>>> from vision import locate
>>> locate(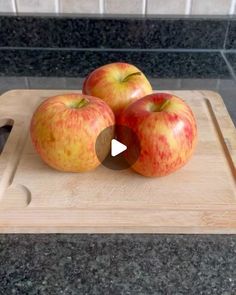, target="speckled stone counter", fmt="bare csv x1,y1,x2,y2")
0,15,228,49
0,50,230,78
0,15,236,295
0,235,236,295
